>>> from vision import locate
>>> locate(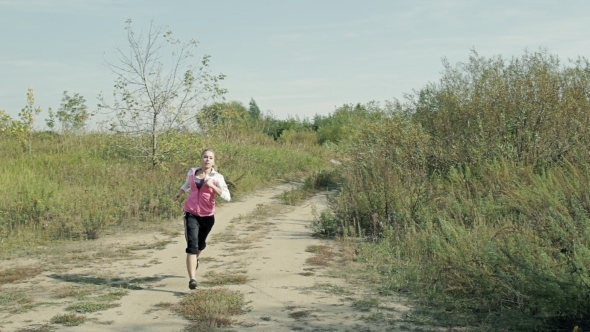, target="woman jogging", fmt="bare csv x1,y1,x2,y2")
172,148,231,290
